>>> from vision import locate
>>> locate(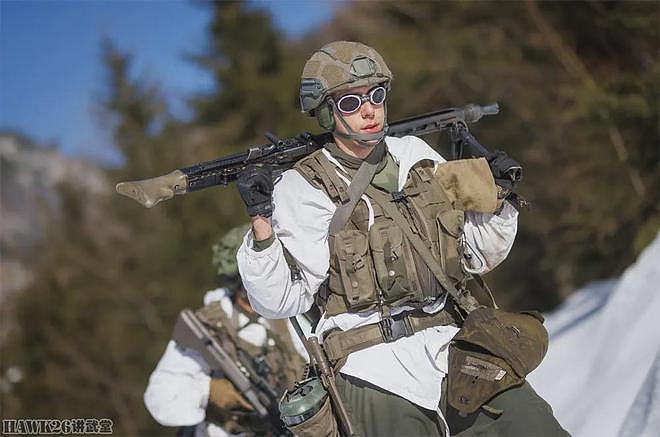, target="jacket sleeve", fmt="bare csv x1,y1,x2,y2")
143,341,212,427
463,201,519,274
237,170,336,319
